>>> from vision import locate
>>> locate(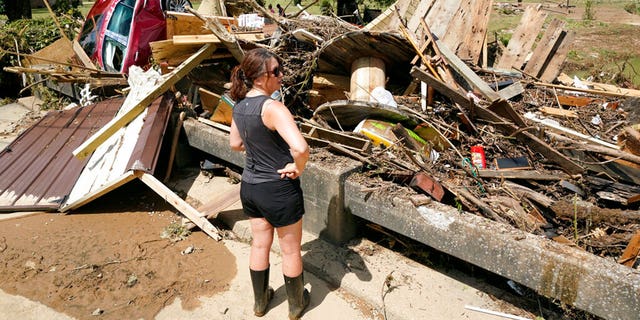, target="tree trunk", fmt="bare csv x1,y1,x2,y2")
6,0,32,21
